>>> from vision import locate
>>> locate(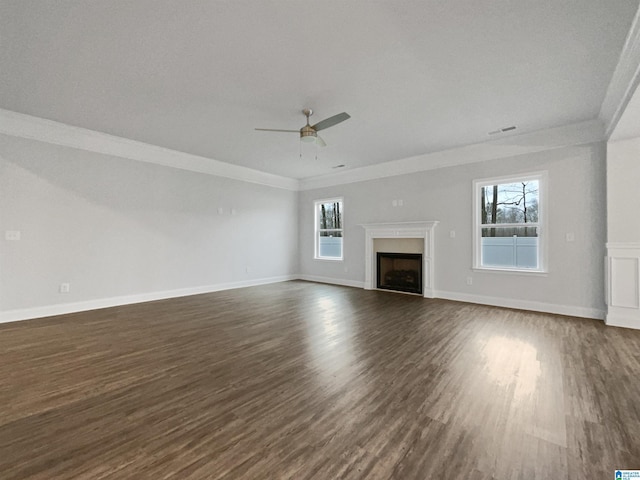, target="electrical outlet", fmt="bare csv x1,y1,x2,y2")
59,283,70,293
450,230,456,238
466,276,473,286
566,232,575,242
